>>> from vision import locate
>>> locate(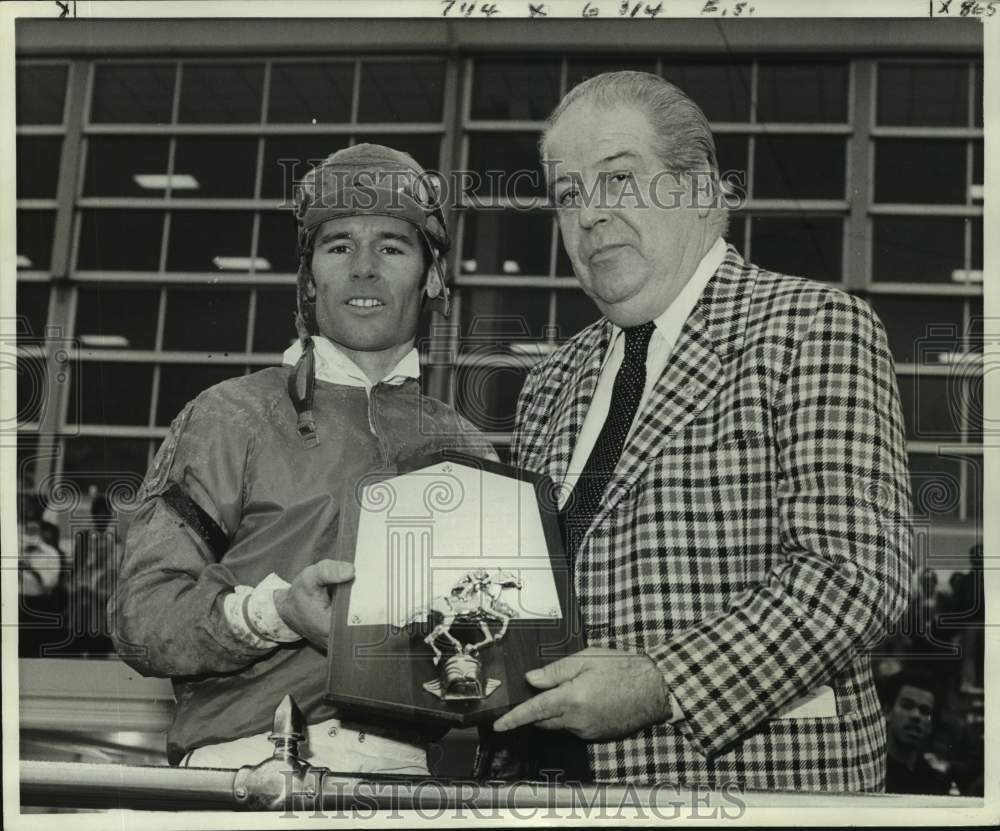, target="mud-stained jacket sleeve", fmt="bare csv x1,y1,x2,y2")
111,390,275,678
